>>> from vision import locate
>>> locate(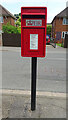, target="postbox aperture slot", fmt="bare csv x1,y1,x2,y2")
22,15,45,19
22,15,45,27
